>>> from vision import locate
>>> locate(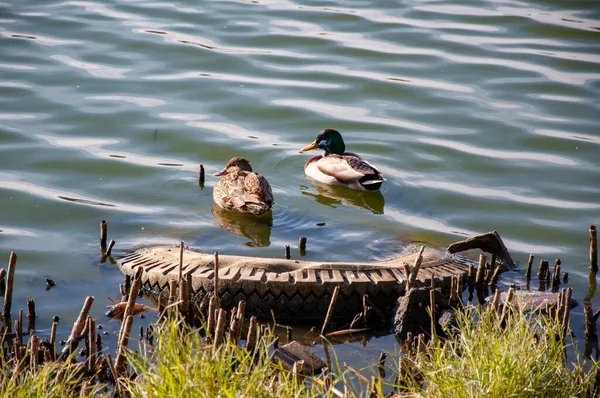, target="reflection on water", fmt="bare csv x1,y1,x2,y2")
211,204,272,247
301,178,385,215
